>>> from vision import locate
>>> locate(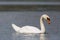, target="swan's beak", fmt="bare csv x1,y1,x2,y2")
47,17,50,24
